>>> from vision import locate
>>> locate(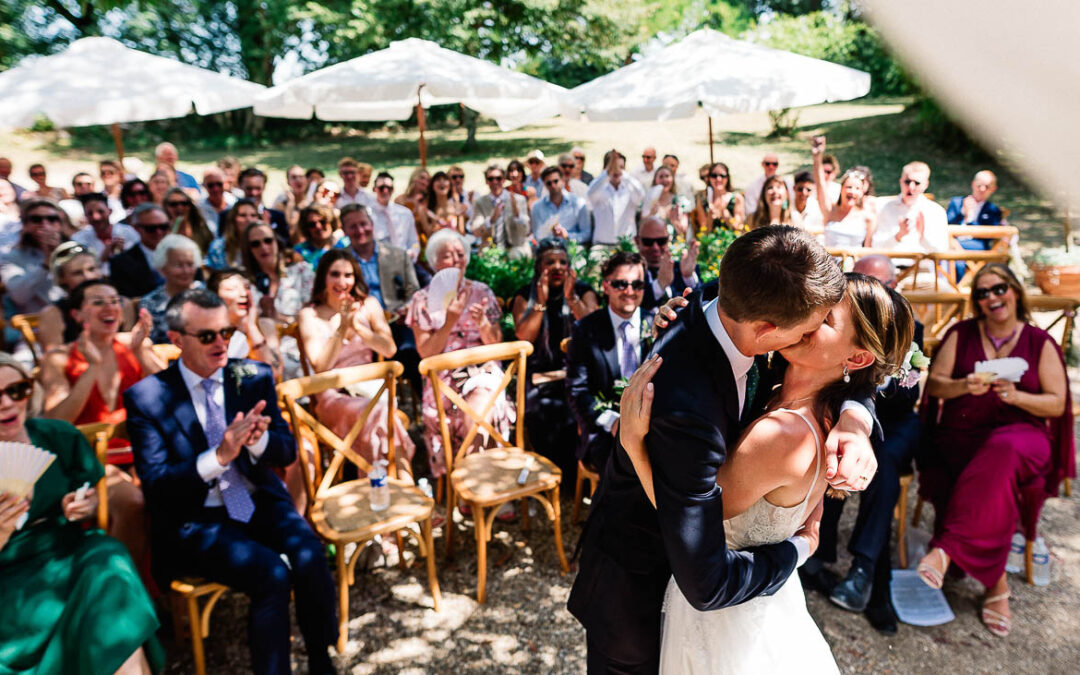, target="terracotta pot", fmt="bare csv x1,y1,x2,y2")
1031,264,1080,297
